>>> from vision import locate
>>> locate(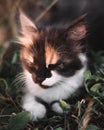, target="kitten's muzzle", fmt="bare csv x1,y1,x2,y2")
35,77,45,83
35,65,52,84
